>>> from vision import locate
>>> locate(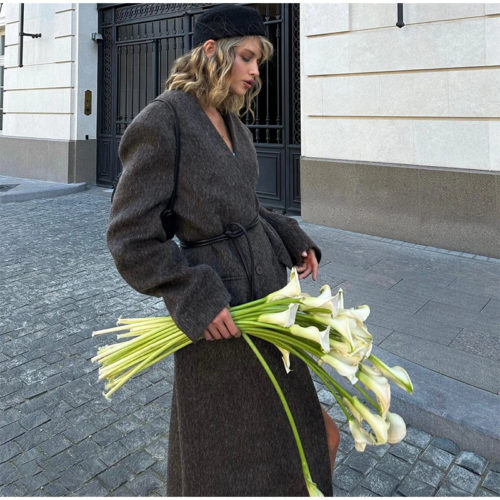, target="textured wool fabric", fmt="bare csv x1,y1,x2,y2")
192,4,266,47
107,89,332,496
